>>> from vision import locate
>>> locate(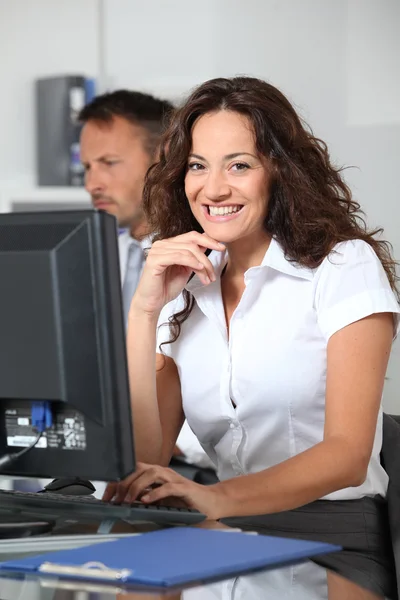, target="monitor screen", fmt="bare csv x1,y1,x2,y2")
0,210,135,481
